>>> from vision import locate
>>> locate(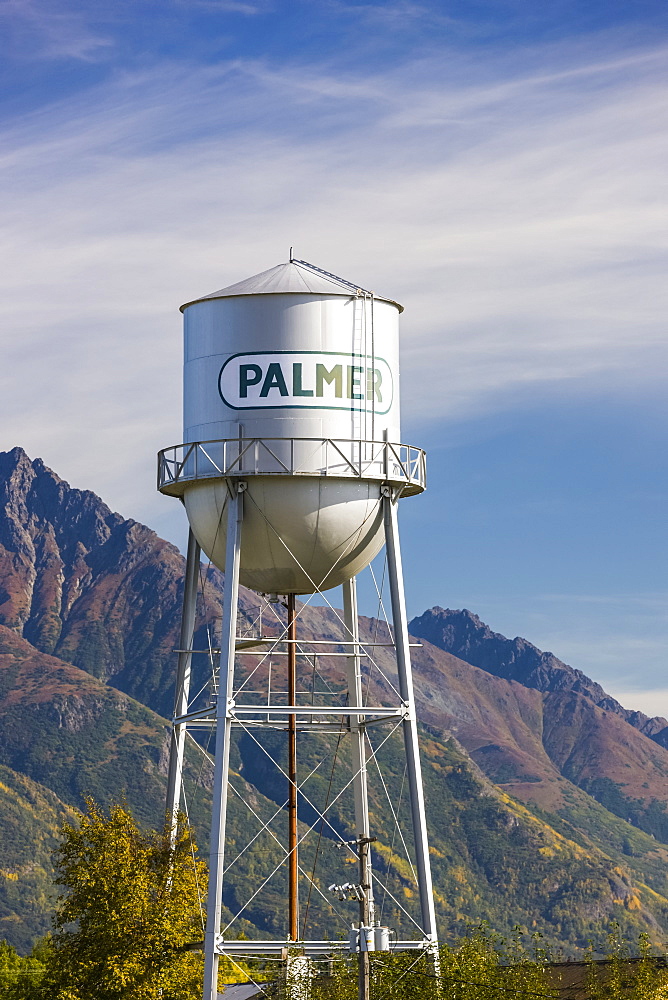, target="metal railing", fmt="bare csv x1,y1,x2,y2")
157,437,426,496
215,937,431,956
